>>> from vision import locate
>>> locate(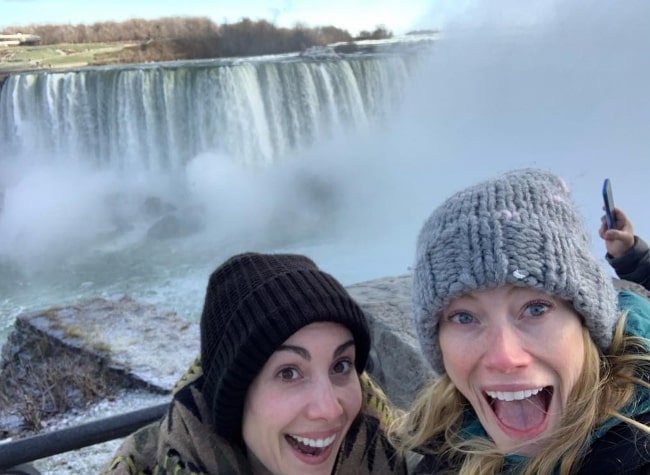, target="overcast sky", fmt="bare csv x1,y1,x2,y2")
0,0,438,35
